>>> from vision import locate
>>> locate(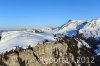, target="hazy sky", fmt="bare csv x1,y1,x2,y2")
0,0,100,29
